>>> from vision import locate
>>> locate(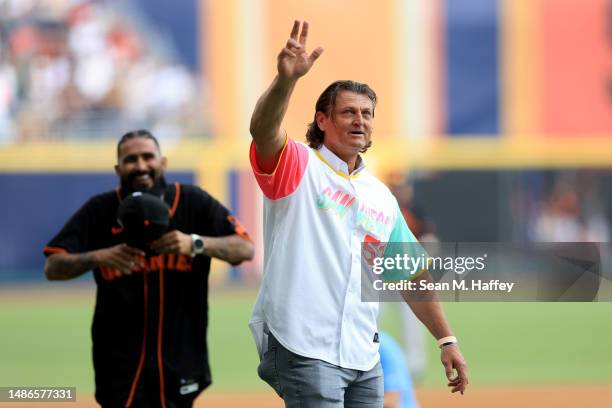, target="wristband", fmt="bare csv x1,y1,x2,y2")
437,336,458,348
